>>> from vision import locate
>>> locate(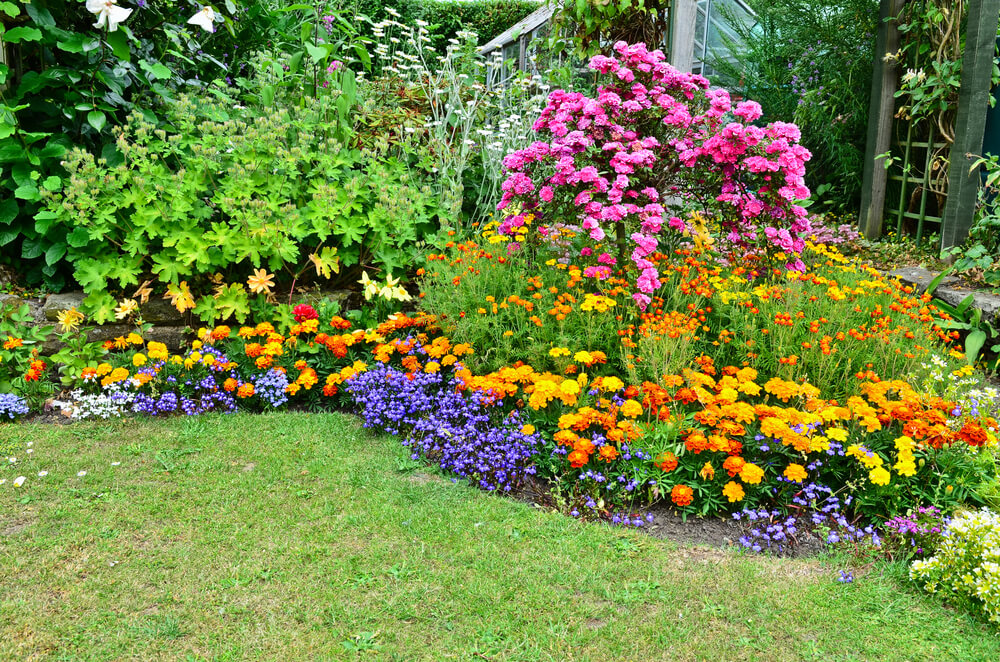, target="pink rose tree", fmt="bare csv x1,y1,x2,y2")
496,41,812,308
